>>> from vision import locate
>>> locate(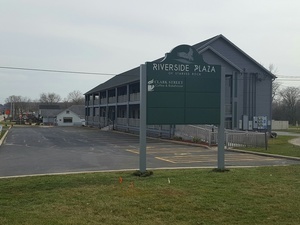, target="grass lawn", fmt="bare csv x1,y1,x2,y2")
0,125,9,140
1,166,300,225
244,135,300,158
